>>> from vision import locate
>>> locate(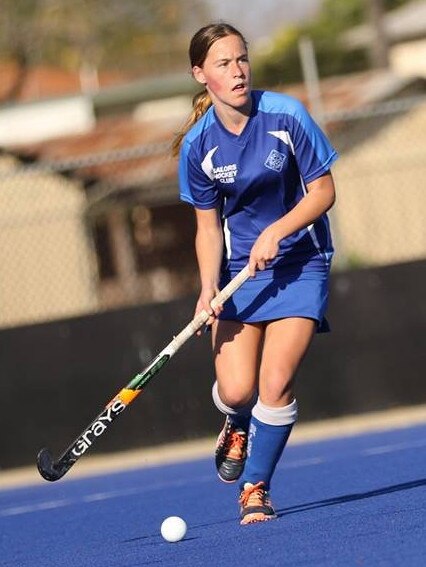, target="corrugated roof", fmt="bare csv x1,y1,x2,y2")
283,69,424,115
10,114,177,193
